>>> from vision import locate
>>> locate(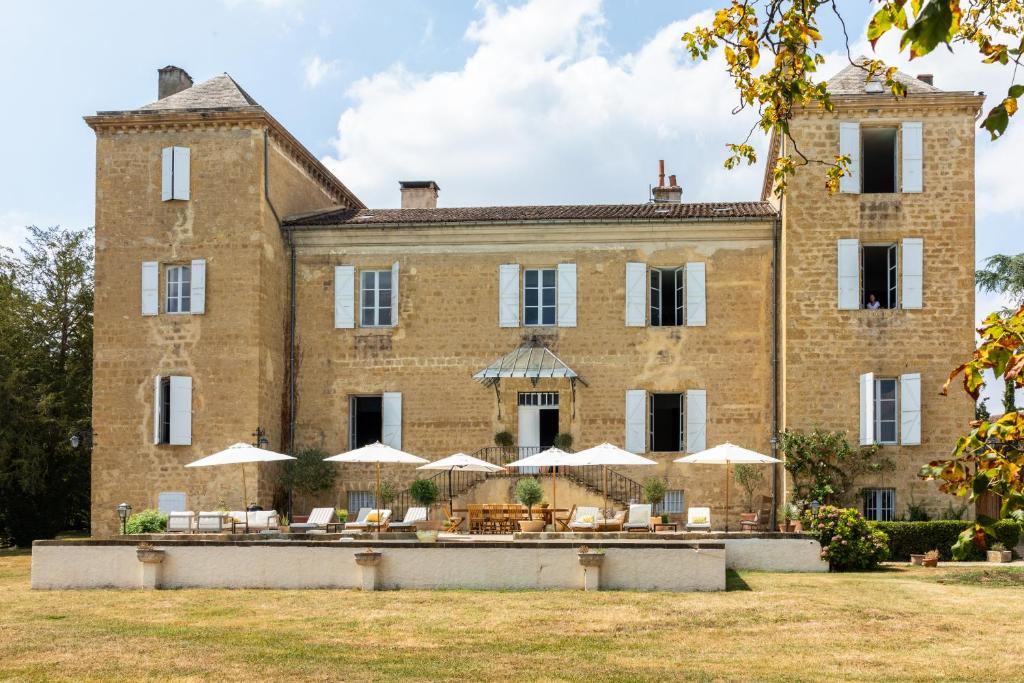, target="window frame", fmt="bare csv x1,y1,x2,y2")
523,268,557,327
860,125,899,194
359,269,393,328
873,377,899,445
655,489,685,515
862,488,895,521
648,392,684,453
518,392,559,407
349,394,384,450
156,377,171,444
347,490,376,517
165,264,192,315
649,266,685,327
